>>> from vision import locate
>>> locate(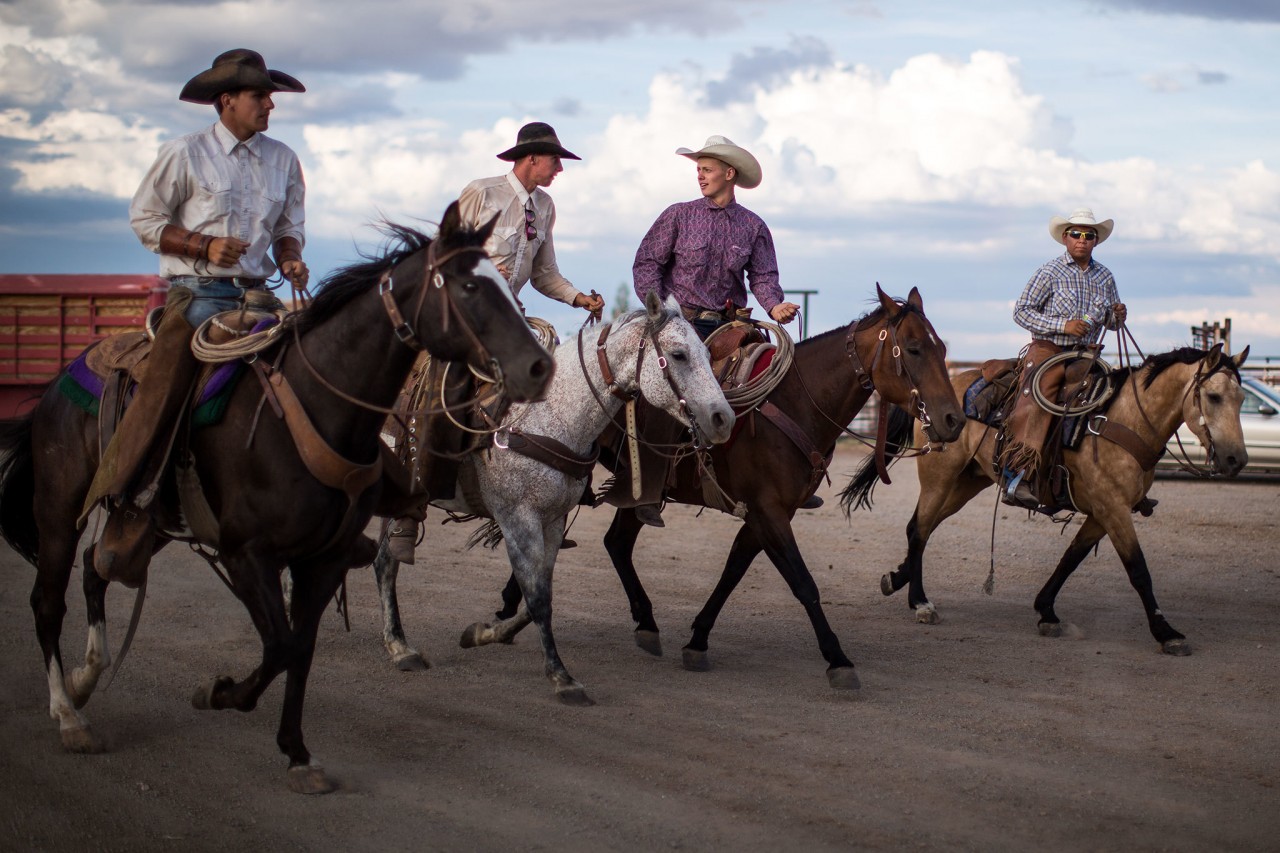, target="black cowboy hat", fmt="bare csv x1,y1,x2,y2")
179,49,305,105
496,122,581,161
